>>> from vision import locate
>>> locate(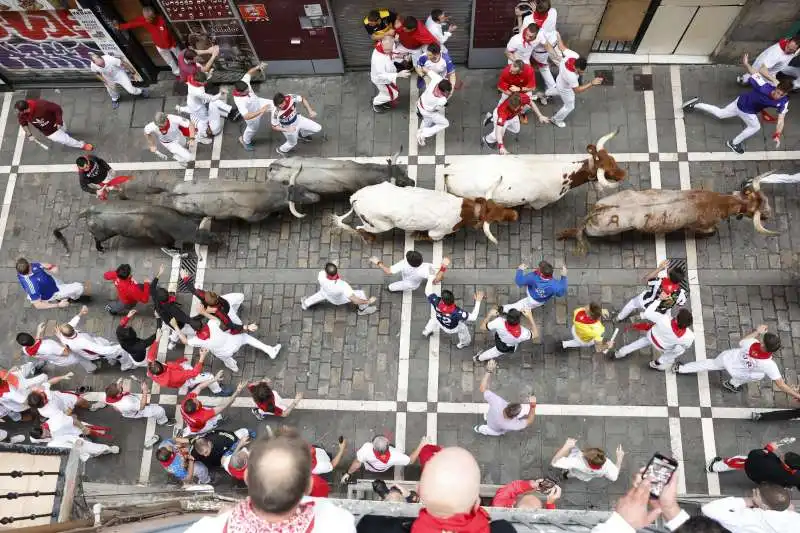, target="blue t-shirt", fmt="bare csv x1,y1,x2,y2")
738,75,789,115
160,440,189,480
514,269,567,303
428,294,469,329
18,262,59,301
